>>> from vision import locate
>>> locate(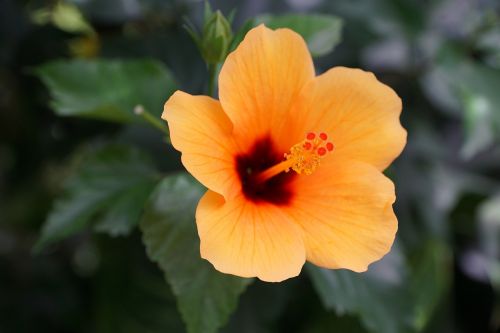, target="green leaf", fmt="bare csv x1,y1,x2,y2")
460,88,496,159
35,59,176,123
31,2,94,35
308,242,450,333
306,247,412,333
256,14,343,57
51,2,94,34
35,144,159,251
140,174,251,333
456,62,500,159
409,241,450,331
230,14,342,57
